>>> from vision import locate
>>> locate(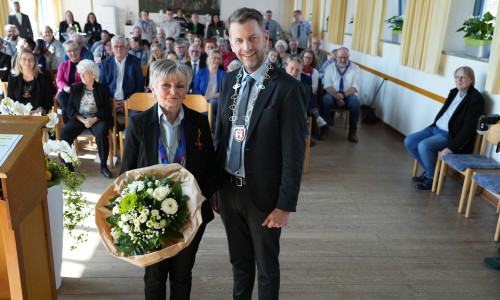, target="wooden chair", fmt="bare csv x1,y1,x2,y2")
141,65,148,77
466,173,500,240
437,125,500,214
118,93,157,160
1,81,7,98
184,94,213,131
304,116,312,174
331,107,349,130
